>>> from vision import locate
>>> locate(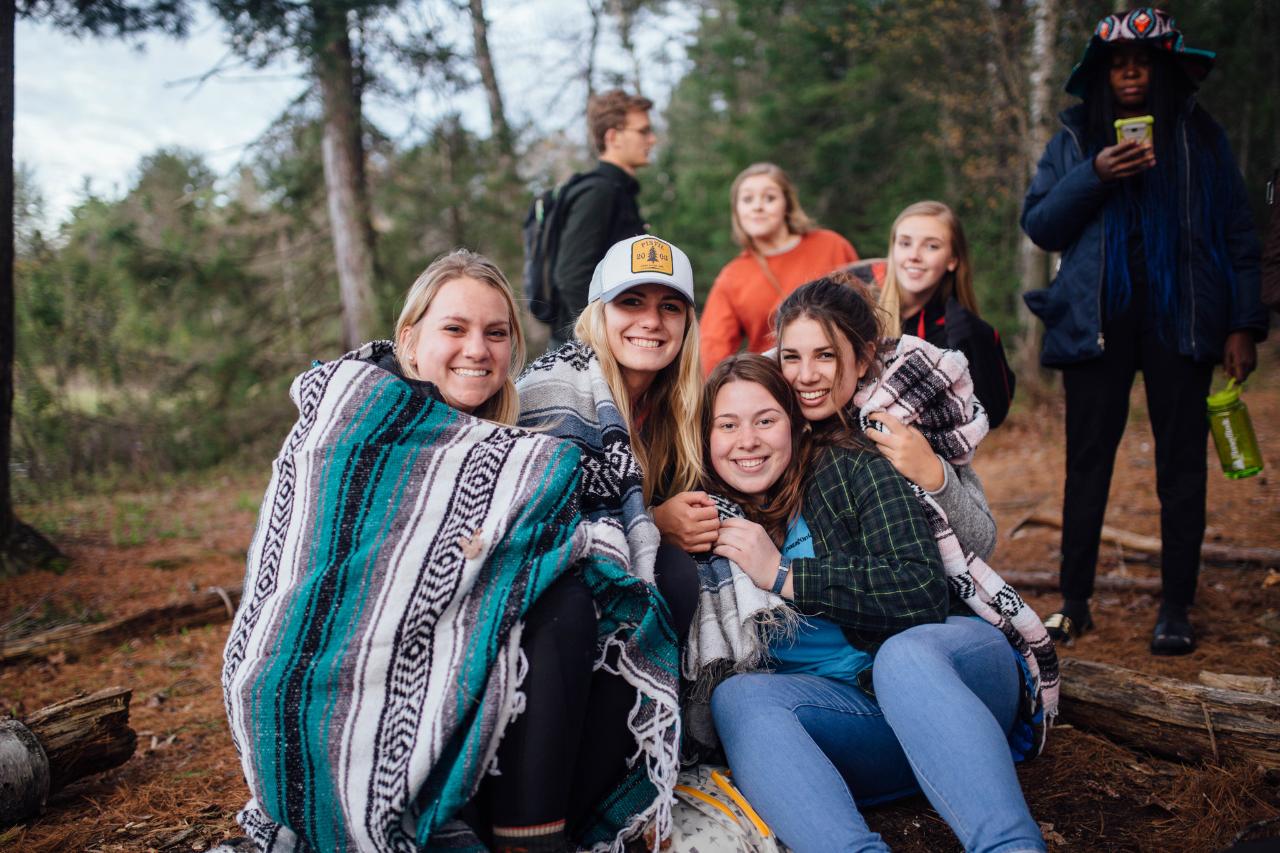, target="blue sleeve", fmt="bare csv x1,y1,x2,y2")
1021,133,1111,252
